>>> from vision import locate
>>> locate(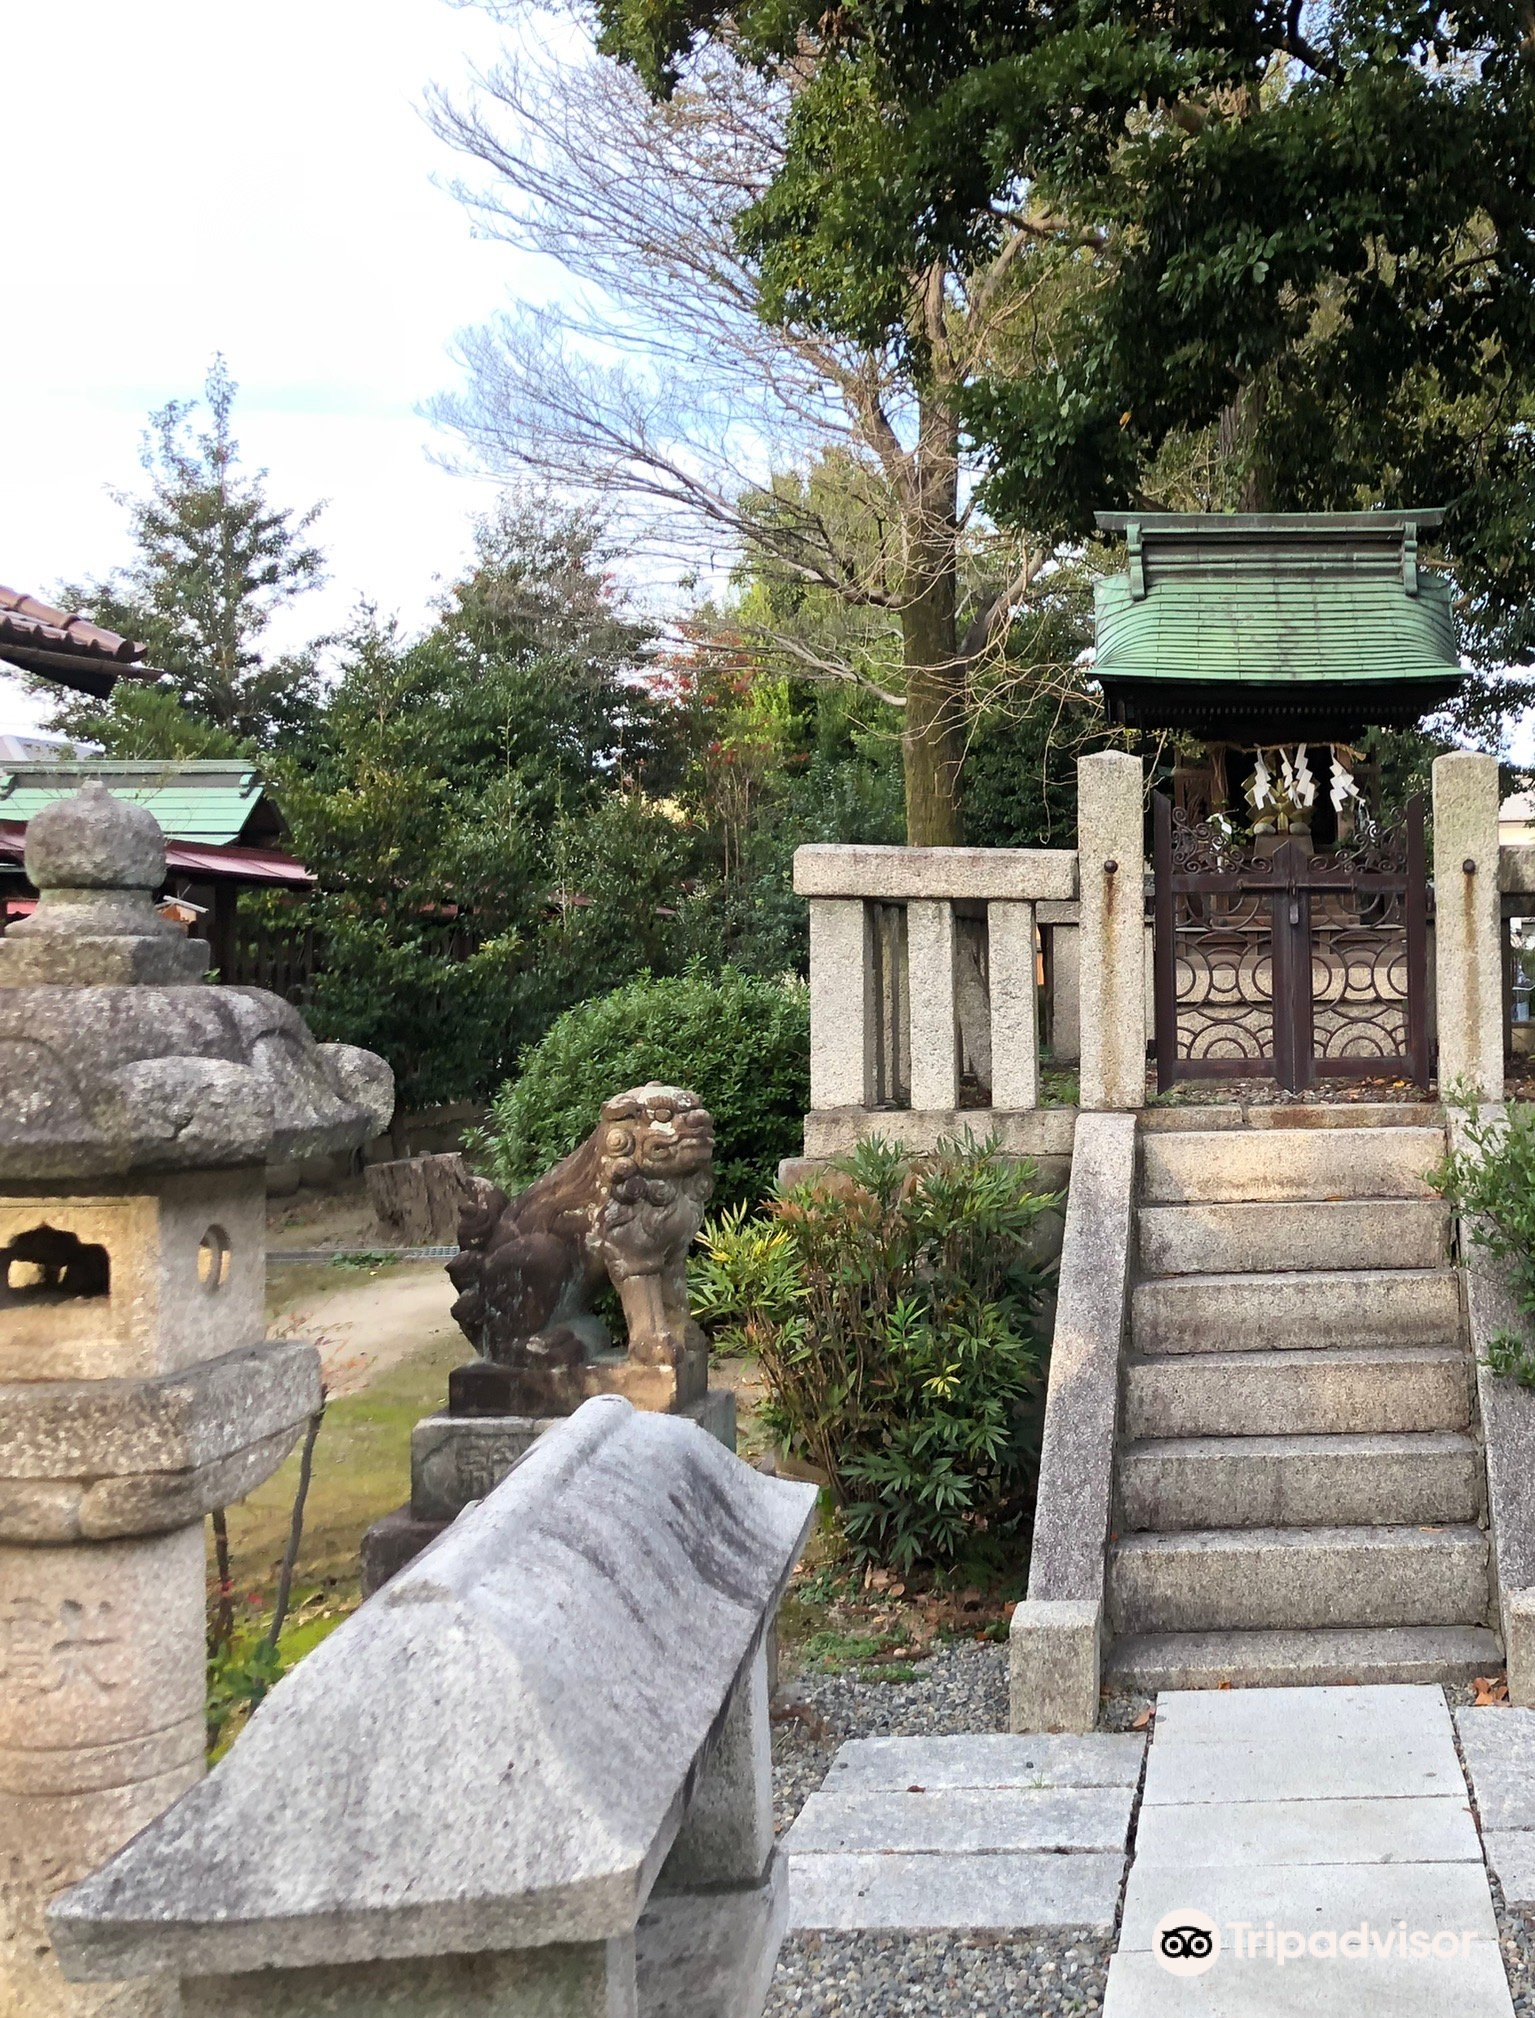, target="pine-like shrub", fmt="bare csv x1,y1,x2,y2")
692,1135,1061,1572
474,968,809,1213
